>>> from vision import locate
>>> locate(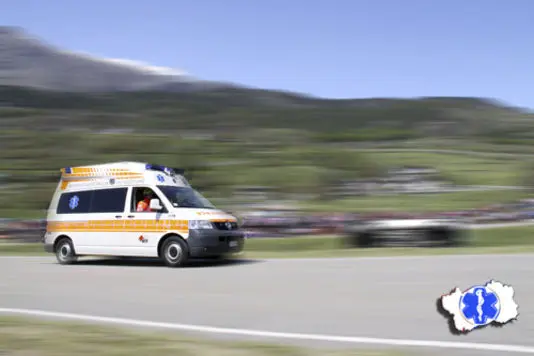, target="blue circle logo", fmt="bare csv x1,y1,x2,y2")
157,174,165,183
459,286,501,326
69,195,79,210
